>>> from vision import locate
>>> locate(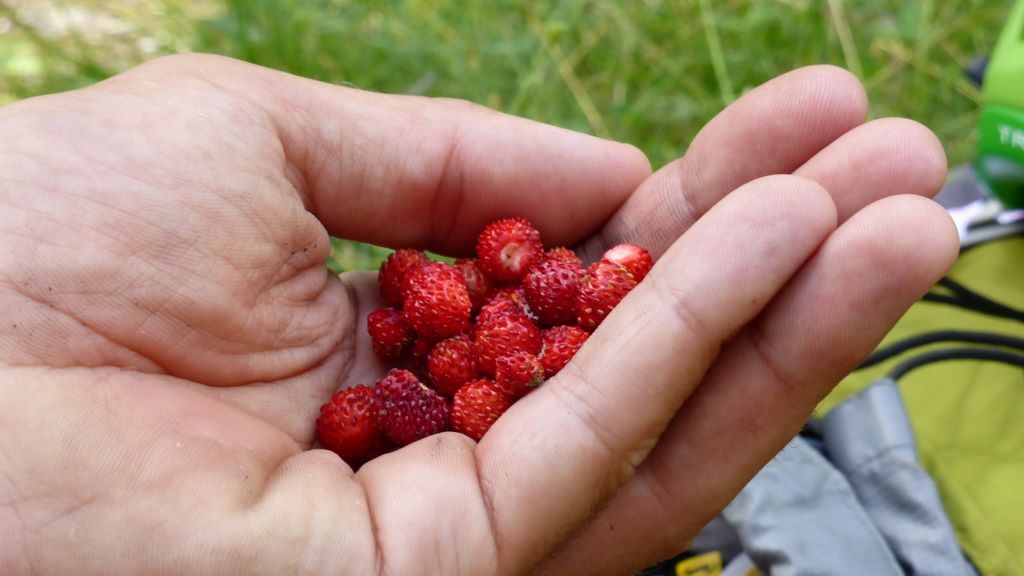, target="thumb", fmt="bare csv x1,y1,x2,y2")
117,54,651,254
